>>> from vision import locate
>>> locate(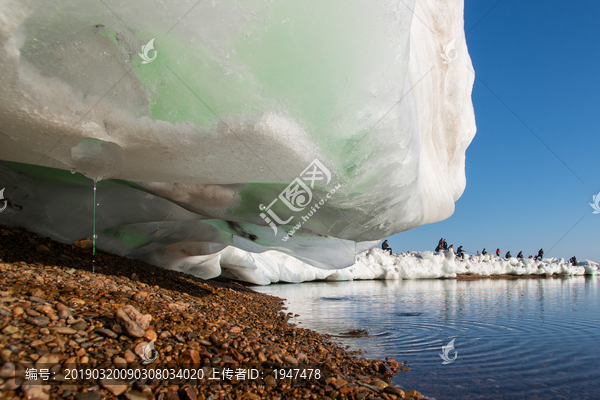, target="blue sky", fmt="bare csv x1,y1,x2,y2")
390,0,600,261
